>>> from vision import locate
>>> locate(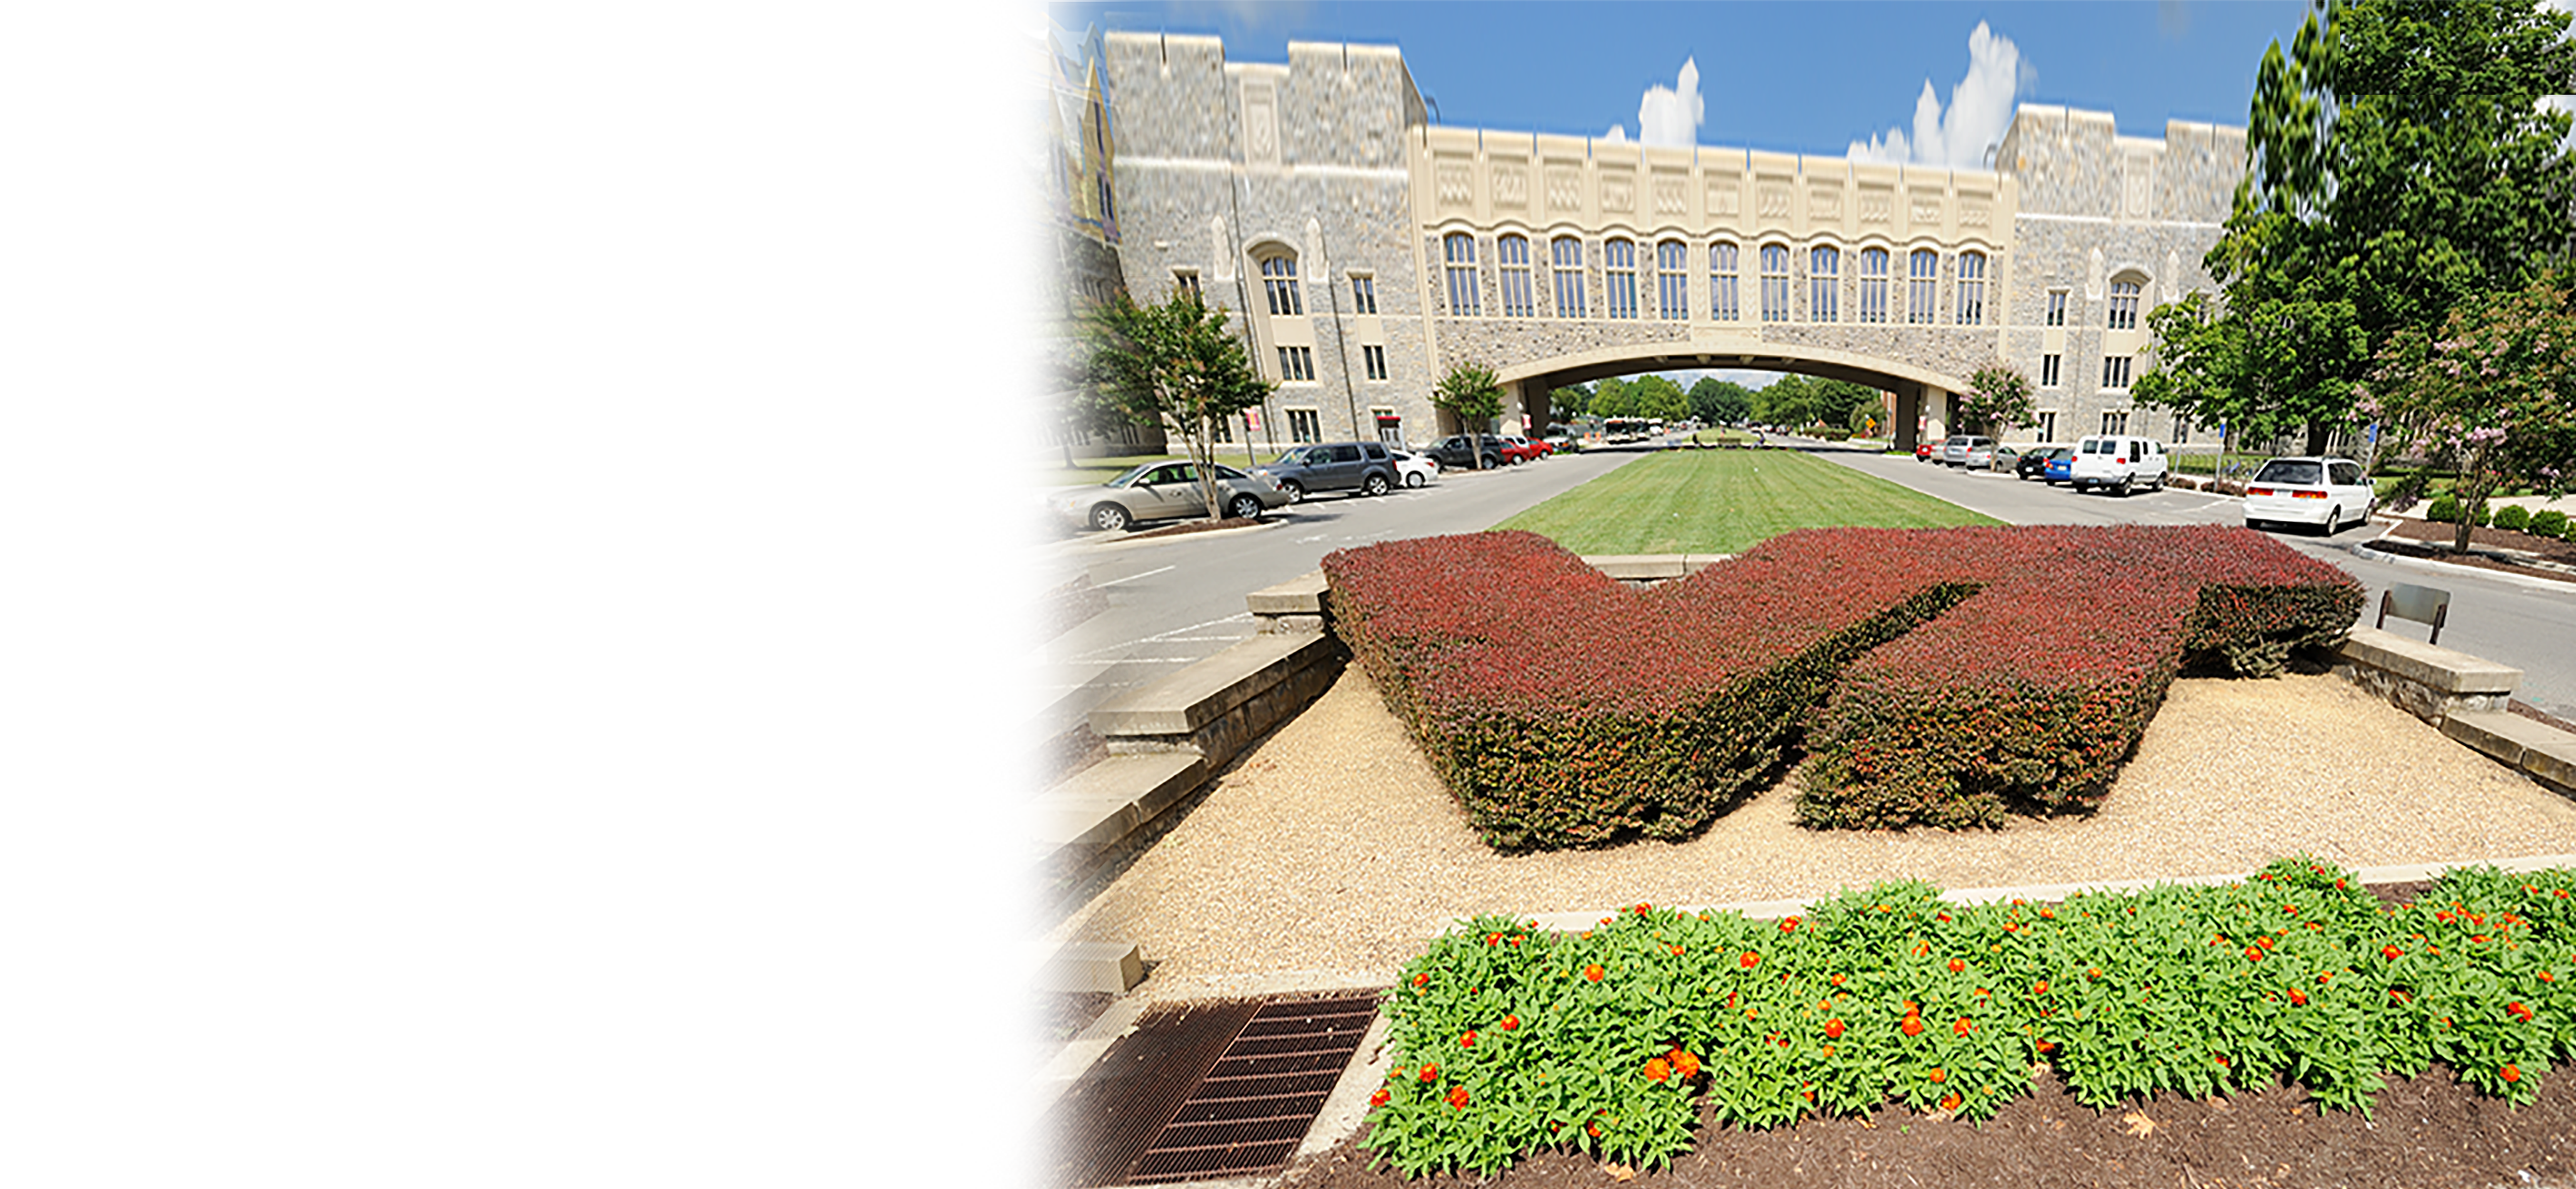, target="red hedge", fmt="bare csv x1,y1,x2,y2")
1322,526,2360,846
